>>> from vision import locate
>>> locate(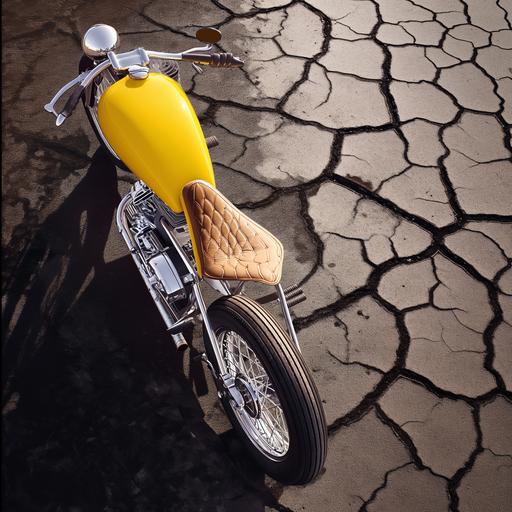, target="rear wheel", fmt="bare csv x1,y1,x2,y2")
204,294,327,484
